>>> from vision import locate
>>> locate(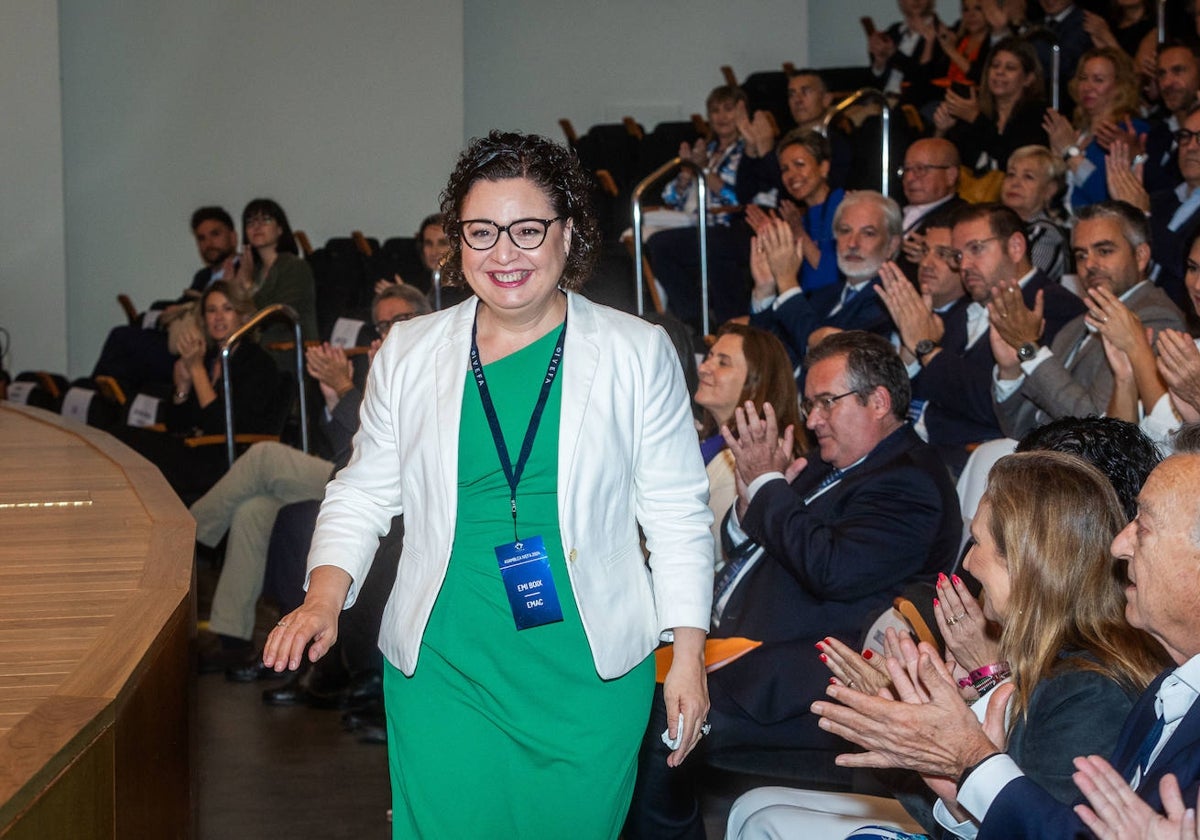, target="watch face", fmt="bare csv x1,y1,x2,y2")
915,339,935,356
1018,342,1037,361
